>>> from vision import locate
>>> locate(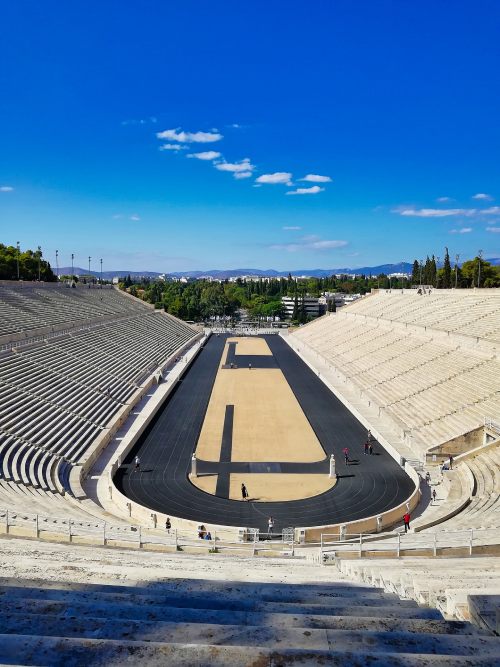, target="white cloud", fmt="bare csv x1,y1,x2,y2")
269,234,347,252
283,226,302,230
472,193,493,201
187,151,221,160
395,207,476,217
255,172,293,186
0,186,14,192
159,143,187,151
233,171,253,179
436,196,453,203
286,186,325,196
214,158,255,175
130,214,140,221
299,174,332,183
486,226,500,233
156,128,223,143
450,227,472,234
484,206,500,214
